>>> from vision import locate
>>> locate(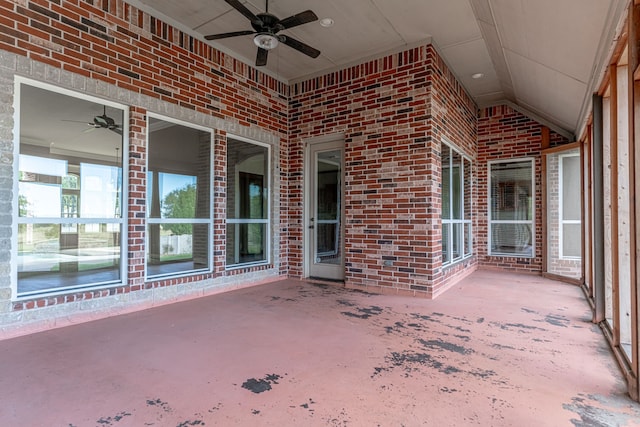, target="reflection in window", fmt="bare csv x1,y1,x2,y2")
226,139,269,267
441,142,472,265
17,83,125,297
146,117,211,279
560,154,581,258
315,151,341,263
489,159,534,256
